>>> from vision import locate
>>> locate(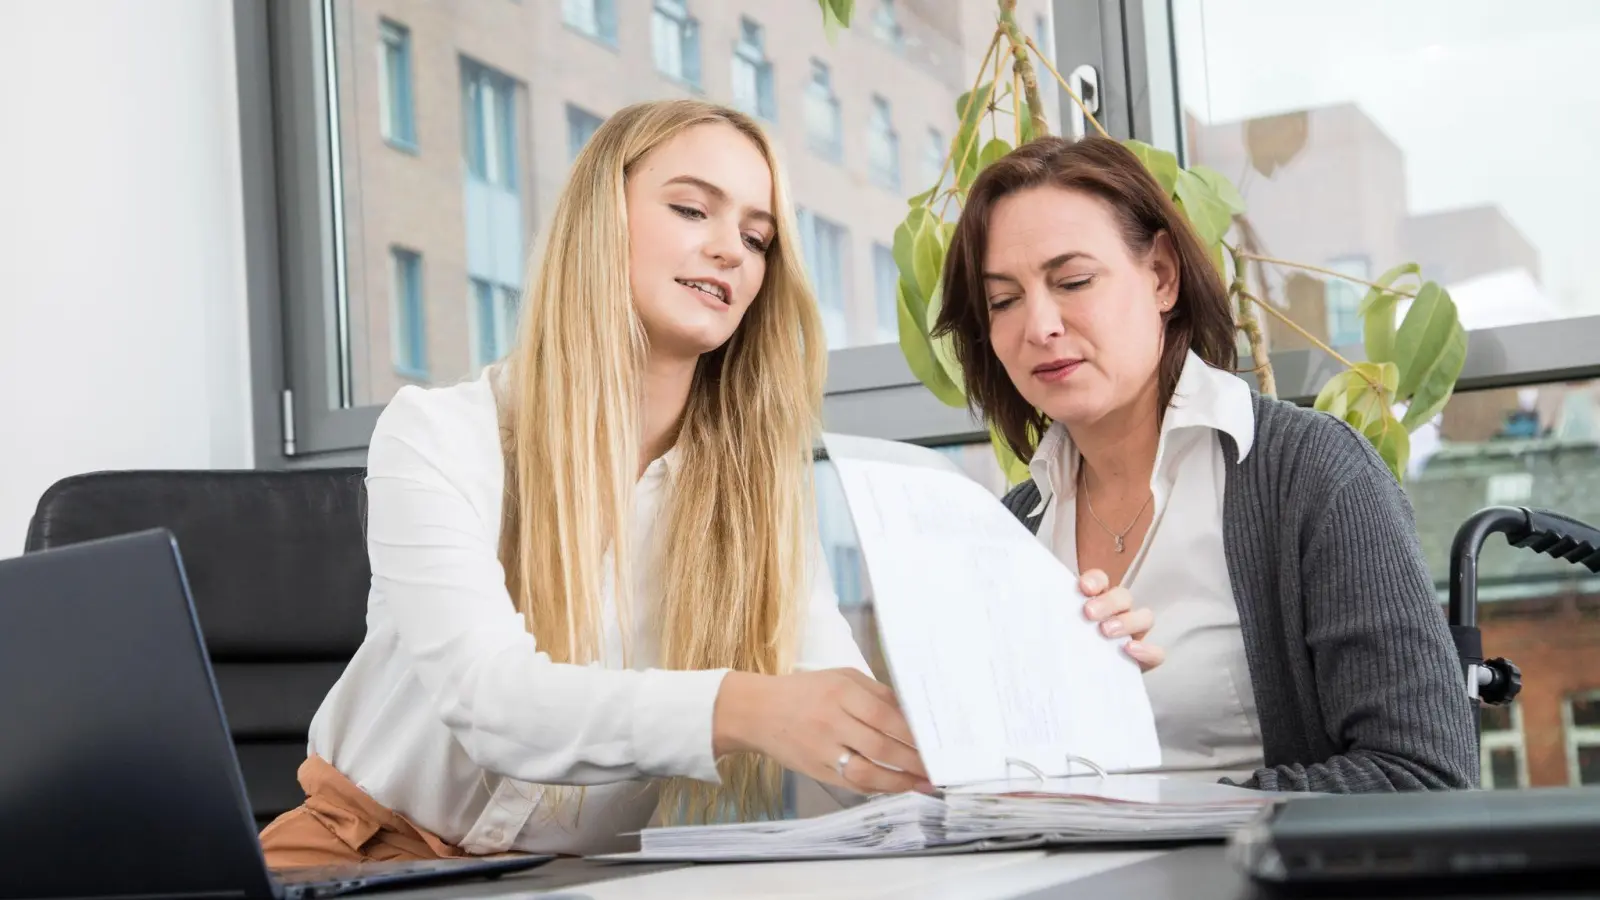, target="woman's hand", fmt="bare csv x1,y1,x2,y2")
1079,569,1165,672
712,668,933,795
